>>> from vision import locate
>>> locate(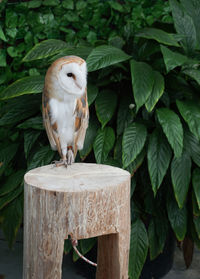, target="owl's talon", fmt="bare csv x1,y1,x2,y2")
52,159,68,167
